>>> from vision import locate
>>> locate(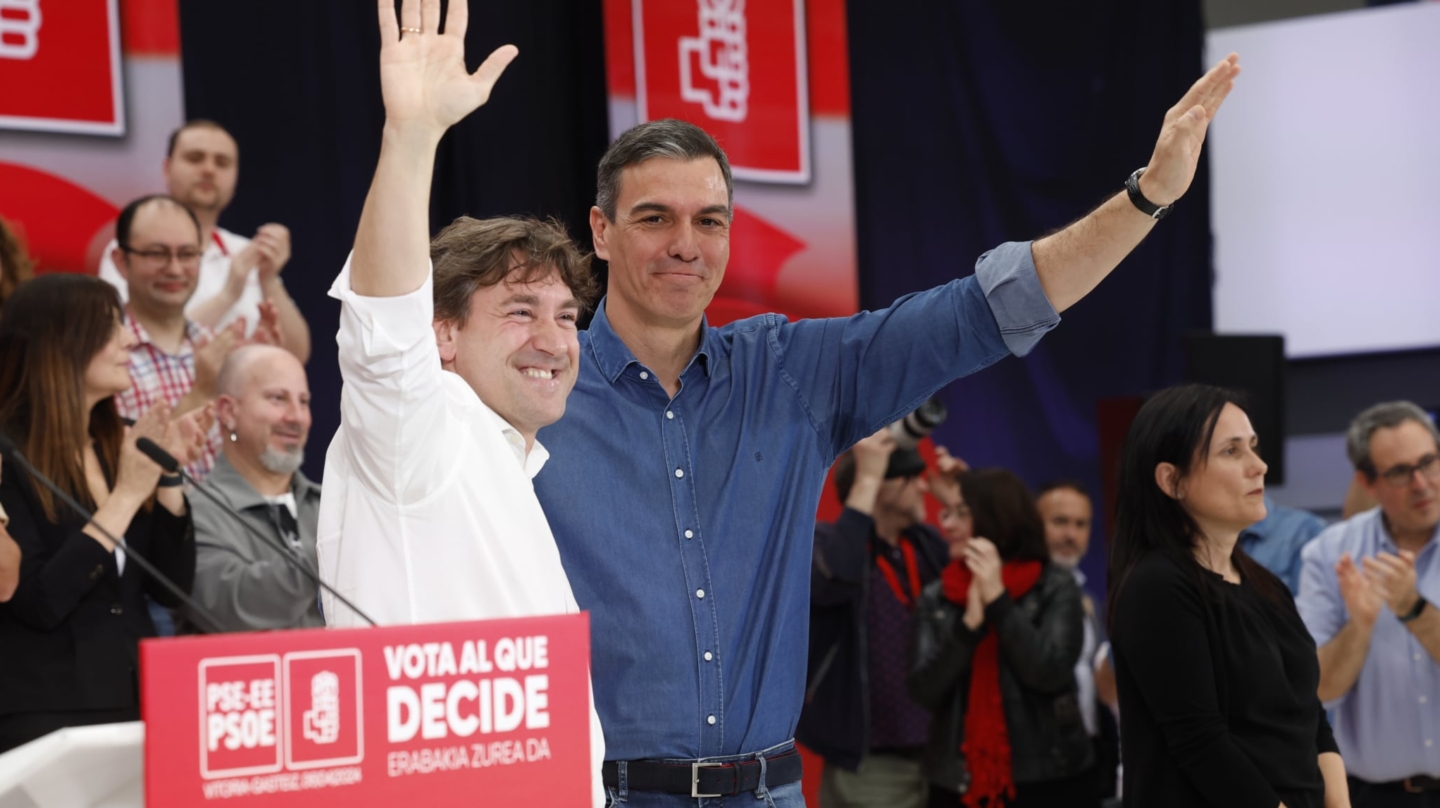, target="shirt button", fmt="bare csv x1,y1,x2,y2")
704,651,713,662
1428,739,1435,748
1418,653,1425,662
639,371,649,380
696,589,705,599
707,715,716,726
666,411,674,420
684,529,694,539
675,469,684,479
110,605,123,615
